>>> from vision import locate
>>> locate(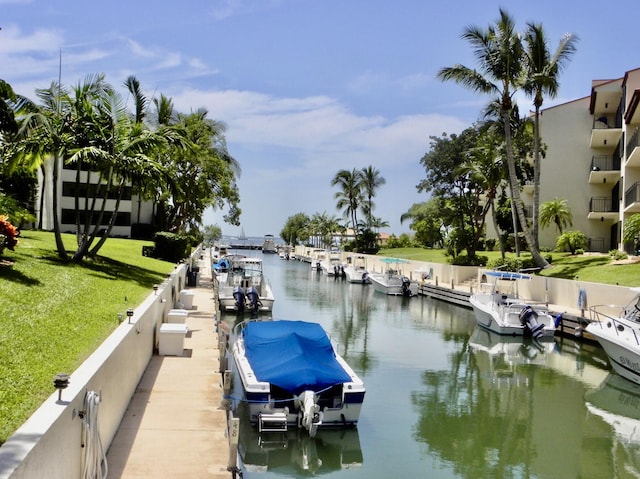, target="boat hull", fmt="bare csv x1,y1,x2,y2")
586,322,640,385
469,293,556,337
368,274,418,296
